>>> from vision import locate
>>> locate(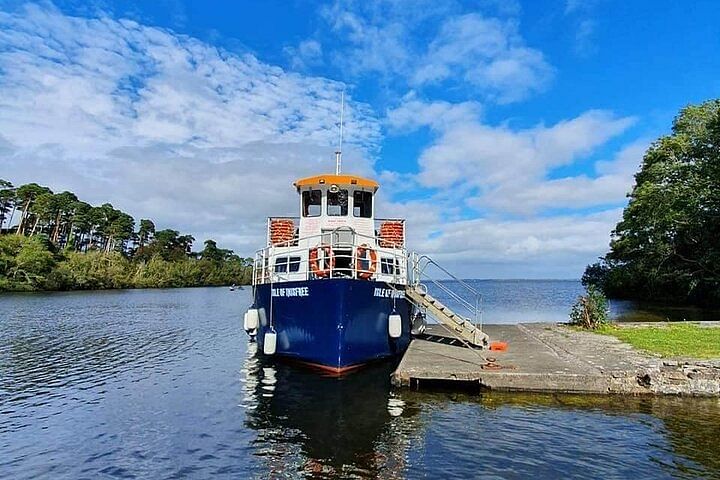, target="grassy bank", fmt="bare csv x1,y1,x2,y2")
598,323,720,359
